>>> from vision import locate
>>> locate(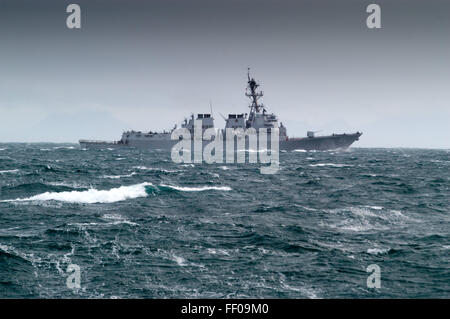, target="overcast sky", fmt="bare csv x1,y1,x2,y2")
0,0,449,147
